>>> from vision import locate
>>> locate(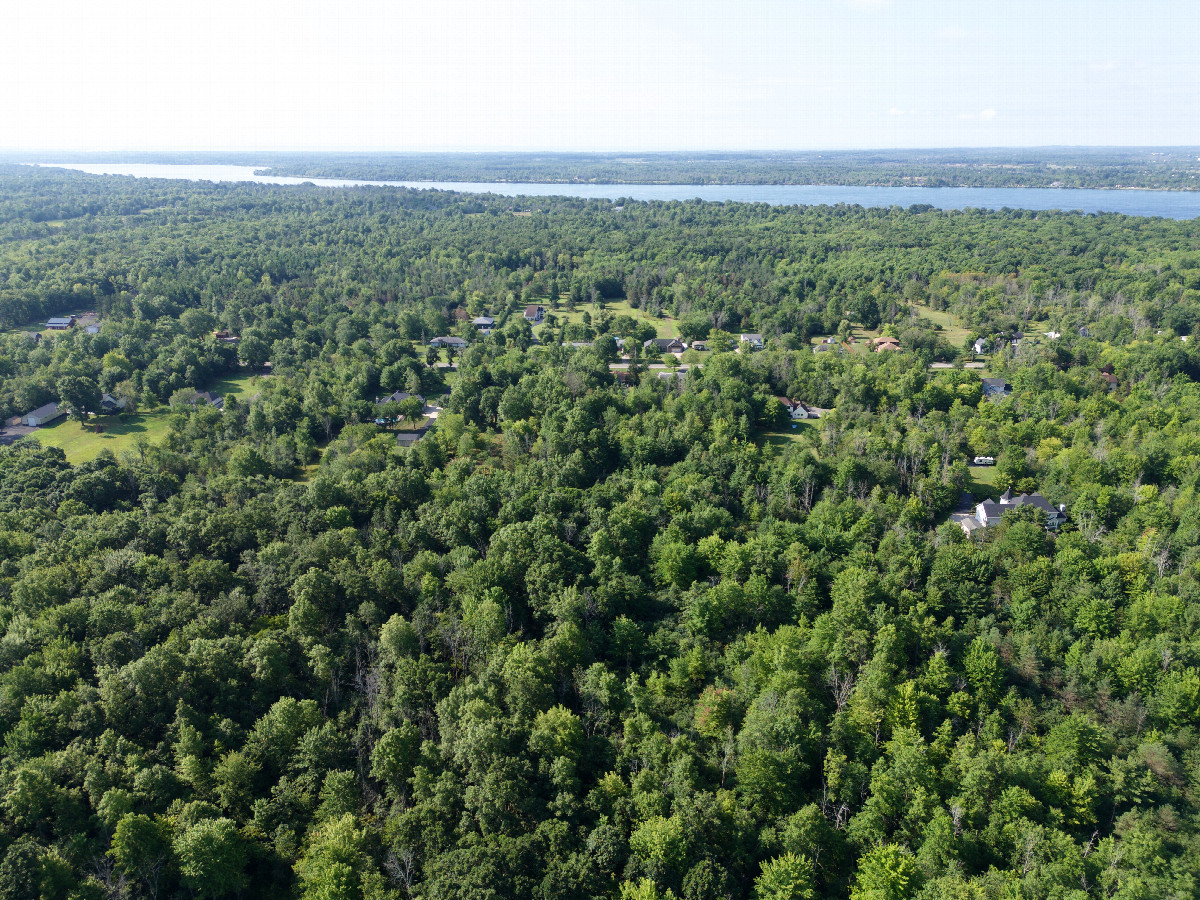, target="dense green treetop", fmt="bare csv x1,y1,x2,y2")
0,170,1199,899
